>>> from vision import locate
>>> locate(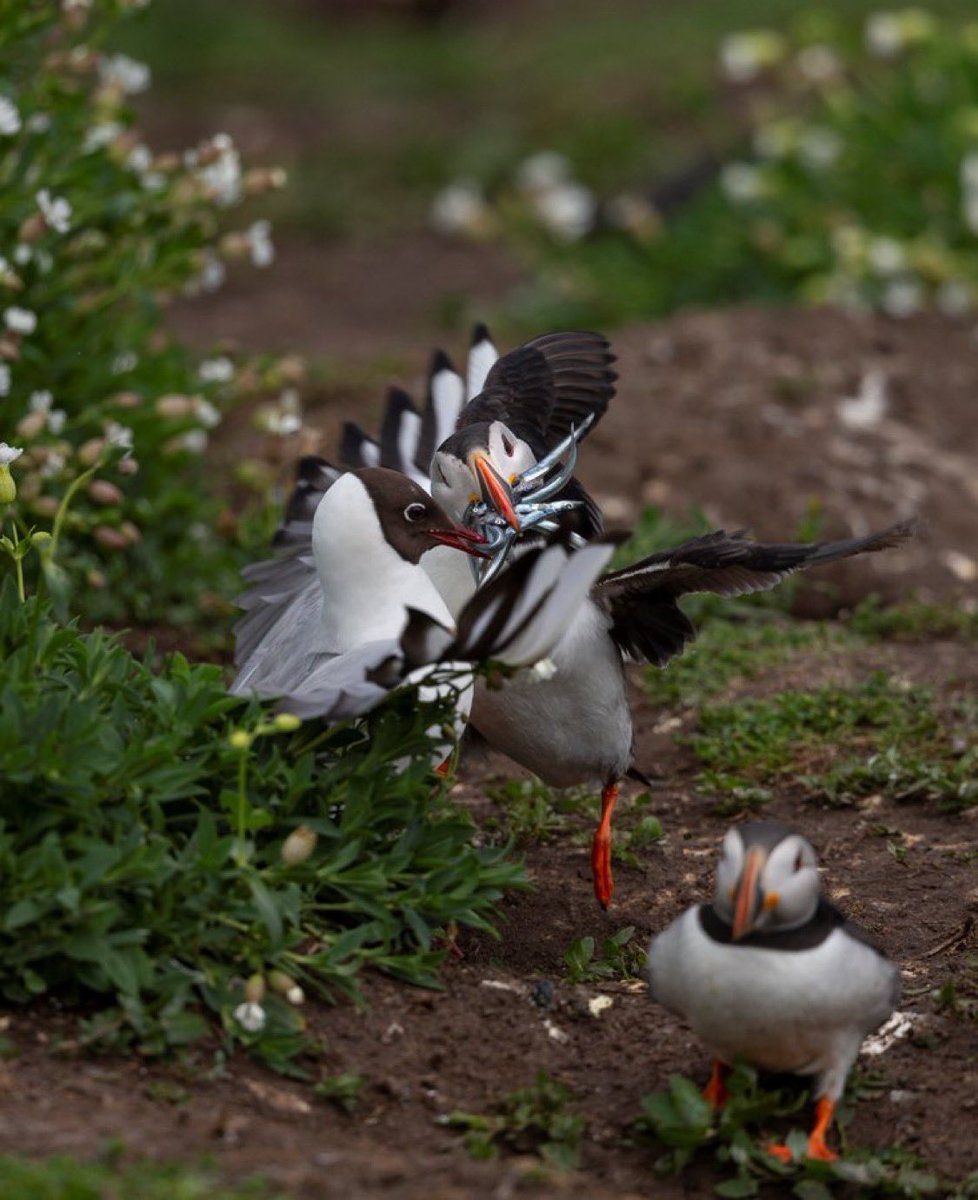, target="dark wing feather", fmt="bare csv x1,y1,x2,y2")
272,457,343,549
456,330,616,452
339,422,380,470
595,520,916,667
